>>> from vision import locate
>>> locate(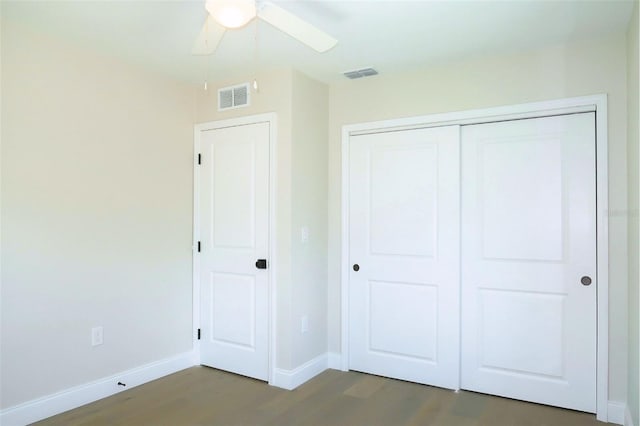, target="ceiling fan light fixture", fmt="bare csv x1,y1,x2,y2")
206,0,256,29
